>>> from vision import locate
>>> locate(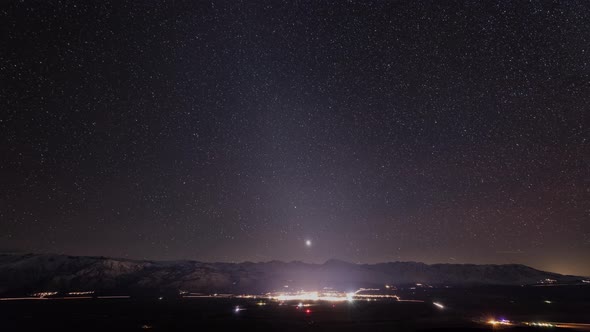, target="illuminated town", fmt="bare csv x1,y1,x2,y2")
2,284,590,331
